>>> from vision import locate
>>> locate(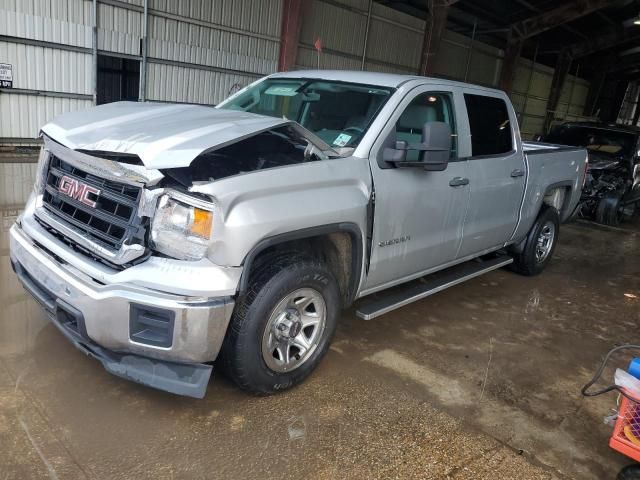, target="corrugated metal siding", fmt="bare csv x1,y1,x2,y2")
1,0,92,139
0,94,92,138
1,0,593,143
512,58,591,138
146,62,258,104
150,0,282,38
365,3,423,72
147,16,277,74
433,30,502,86
0,41,92,94
0,3,91,48
0,0,90,25
0,163,37,206
98,3,142,56
296,0,423,73
296,46,361,71
299,1,367,58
